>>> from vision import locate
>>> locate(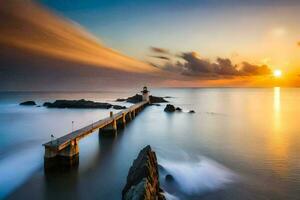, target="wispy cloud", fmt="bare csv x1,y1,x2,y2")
150,46,170,54
0,0,162,91
0,0,158,74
